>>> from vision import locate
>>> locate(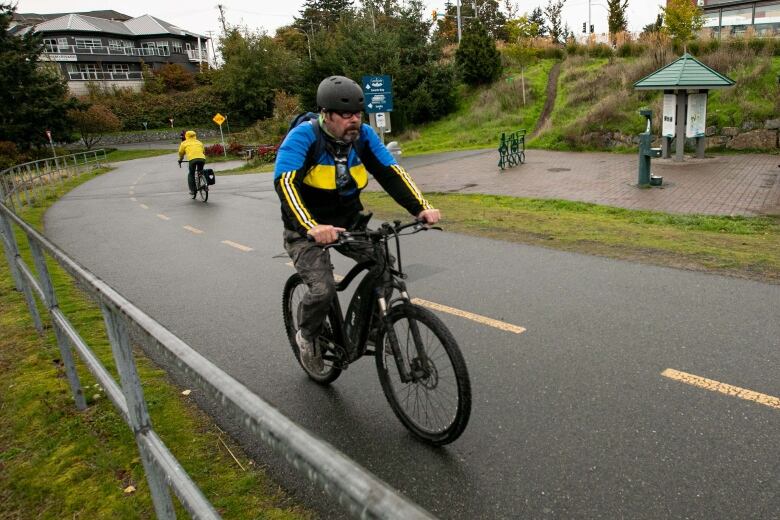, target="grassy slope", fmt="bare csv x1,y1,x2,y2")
398,60,555,155
0,170,310,519
401,52,779,155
